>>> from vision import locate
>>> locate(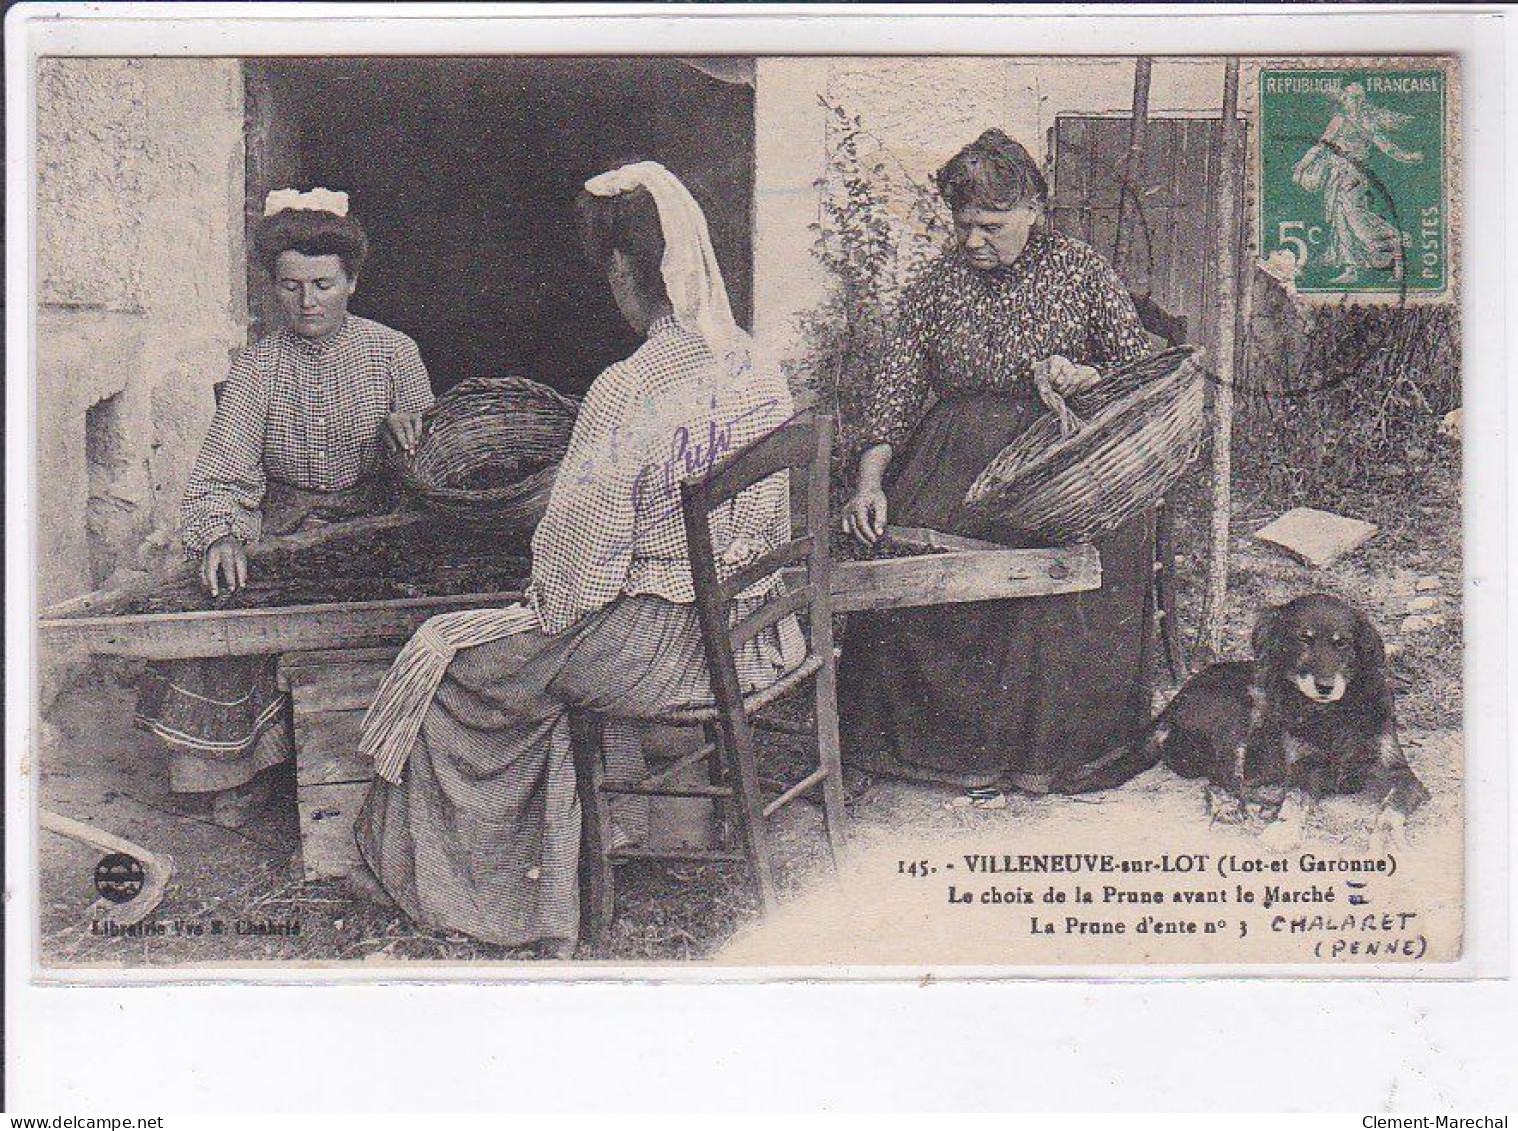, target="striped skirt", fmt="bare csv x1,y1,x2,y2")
133,656,292,793
133,477,394,794
356,593,803,949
